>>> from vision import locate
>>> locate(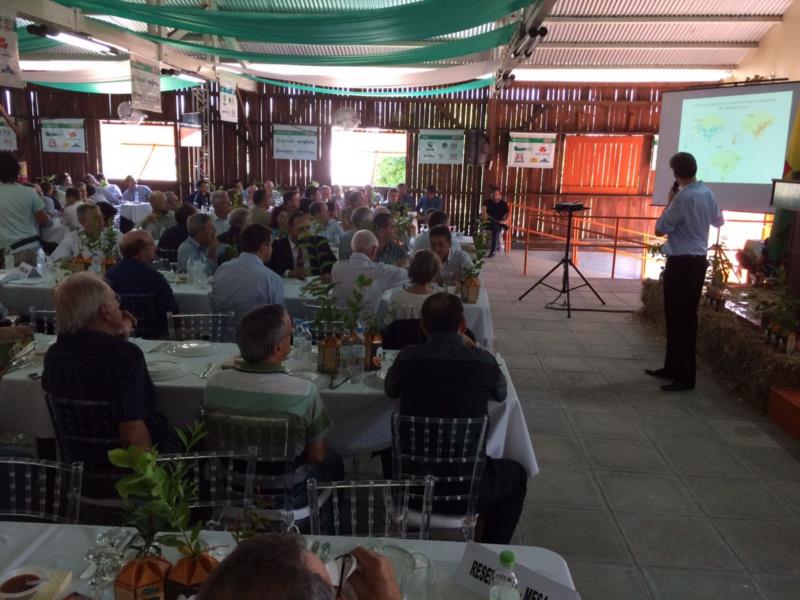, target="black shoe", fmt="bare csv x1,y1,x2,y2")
644,368,670,379
660,381,695,392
